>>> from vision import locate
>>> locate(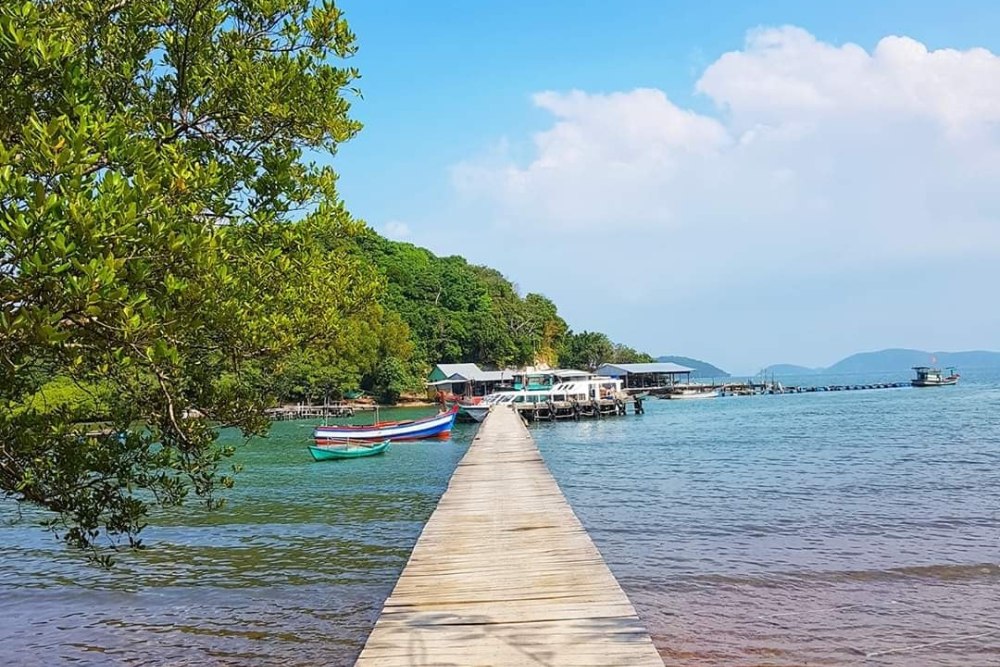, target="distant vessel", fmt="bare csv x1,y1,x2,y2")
911,366,960,387
658,387,719,400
